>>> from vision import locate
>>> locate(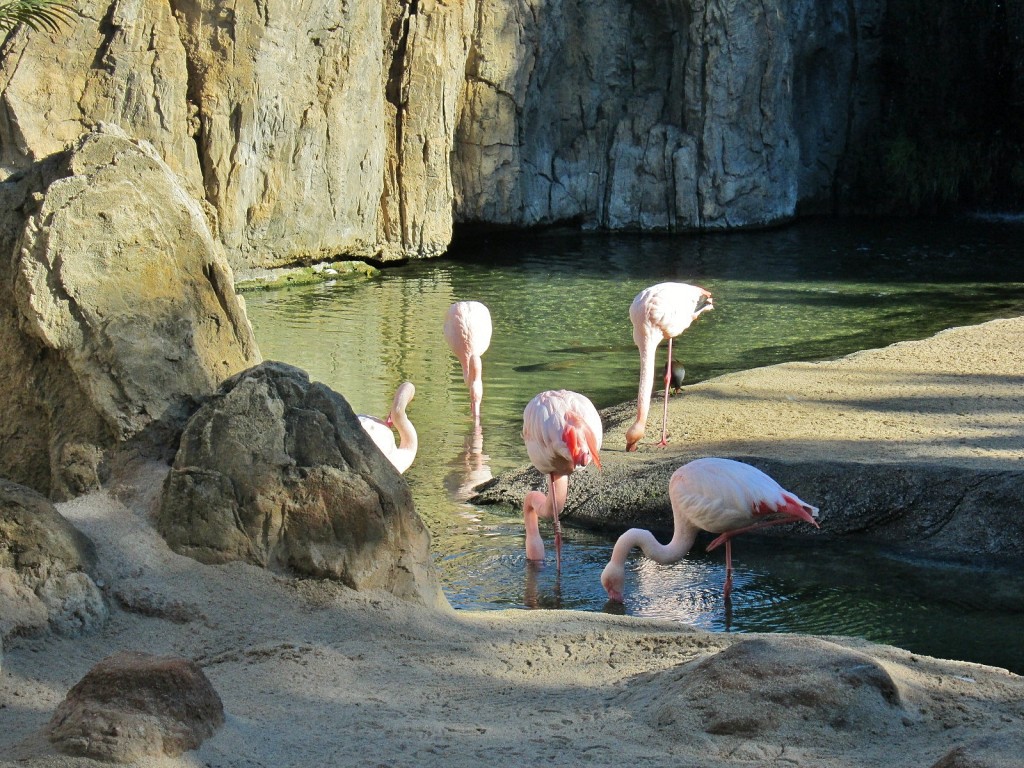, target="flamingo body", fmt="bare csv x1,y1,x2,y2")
601,458,819,602
626,282,713,451
357,381,417,474
522,390,603,570
444,301,492,424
